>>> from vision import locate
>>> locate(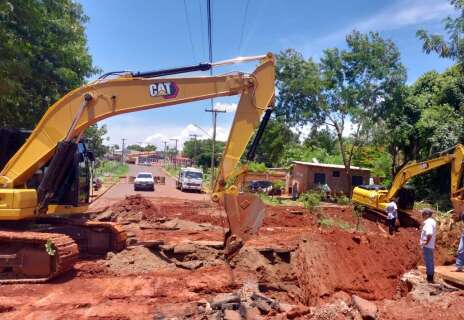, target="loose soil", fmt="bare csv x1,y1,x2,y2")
0,195,463,319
